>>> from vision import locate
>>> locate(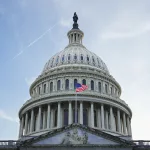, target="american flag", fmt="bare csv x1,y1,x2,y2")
75,83,88,92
